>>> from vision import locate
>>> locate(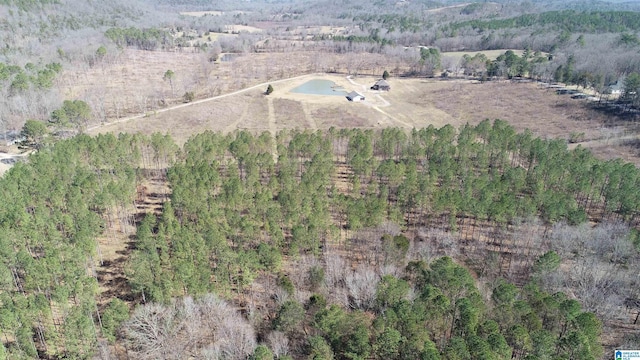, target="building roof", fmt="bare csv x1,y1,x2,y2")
374,79,390,87
609,79,624,92
347,91,364,99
